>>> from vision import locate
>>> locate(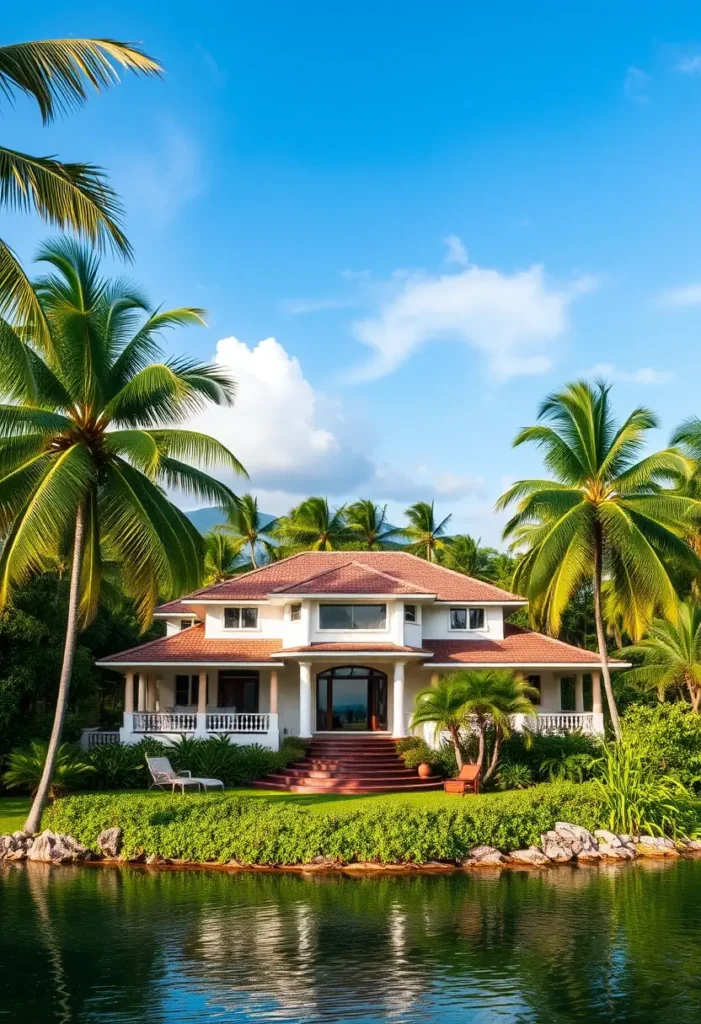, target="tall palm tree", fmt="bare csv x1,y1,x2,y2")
0,238,246,831
274,496,350,551
217,493,277,569
345,499,399,549
0,38,160,341
439,534,490,578
617,600,701,710
399,500,451,561
204,531,249,584
496,380,700,740
409,676,474,770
